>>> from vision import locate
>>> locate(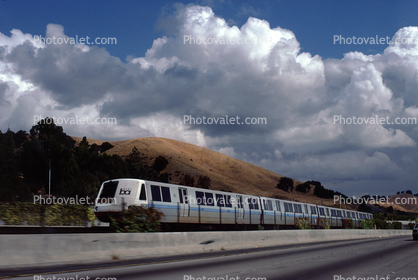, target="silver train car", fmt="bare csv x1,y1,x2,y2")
94,178,372,230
